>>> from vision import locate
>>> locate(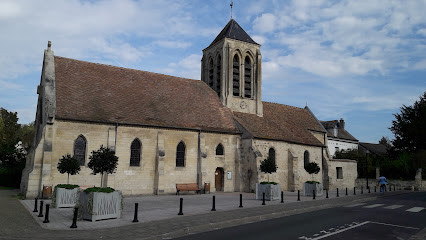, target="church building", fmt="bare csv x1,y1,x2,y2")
21,19,357,197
